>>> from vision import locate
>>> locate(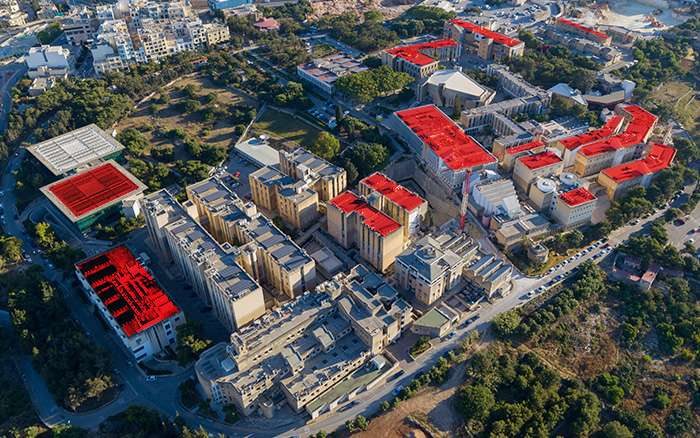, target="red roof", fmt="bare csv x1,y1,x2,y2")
505,140,543,155
518,151,562,170
579,107,657,157
253,17,279,29
329,192,401,237
557,18,611,39
361,173,425,212
395,105,496,171
559,116,623,150
449,19,522,47
558,187,596,207
48,163,140,218
602,143,676,183
385,39,458,67
77,246,180,337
